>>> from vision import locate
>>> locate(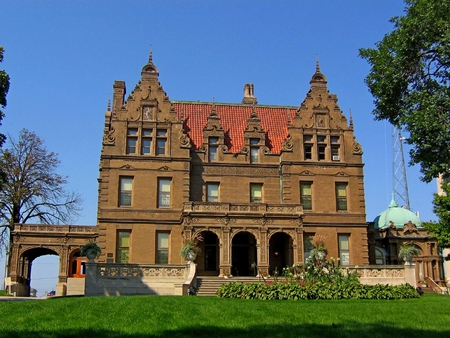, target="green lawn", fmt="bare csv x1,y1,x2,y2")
0,294,449,338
